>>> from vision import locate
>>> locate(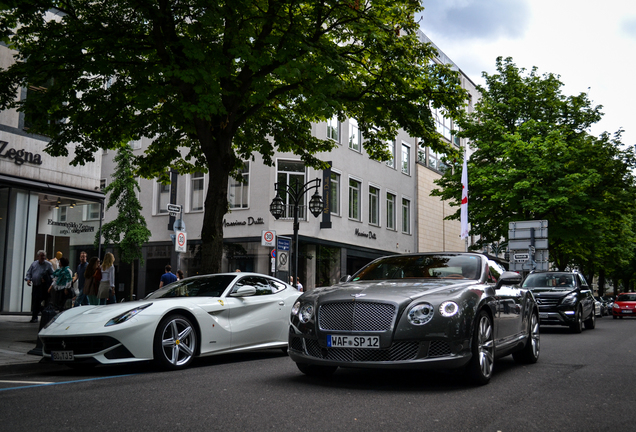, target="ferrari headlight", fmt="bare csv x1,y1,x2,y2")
299,304,314,323
43,312,63,329
439,301,459,317
407,303,434,325
561,293,577,306
105,303,153,327
291,301,301,316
